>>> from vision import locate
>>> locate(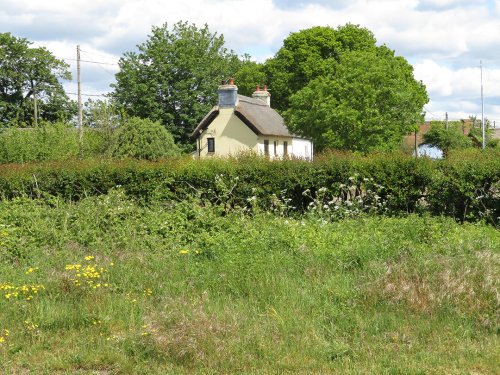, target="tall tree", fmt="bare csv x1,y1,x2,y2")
112,21,241,149
264,24,377,112
423,121,472,156
234,54,266,97
0,32,73,127
283,45,428,152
